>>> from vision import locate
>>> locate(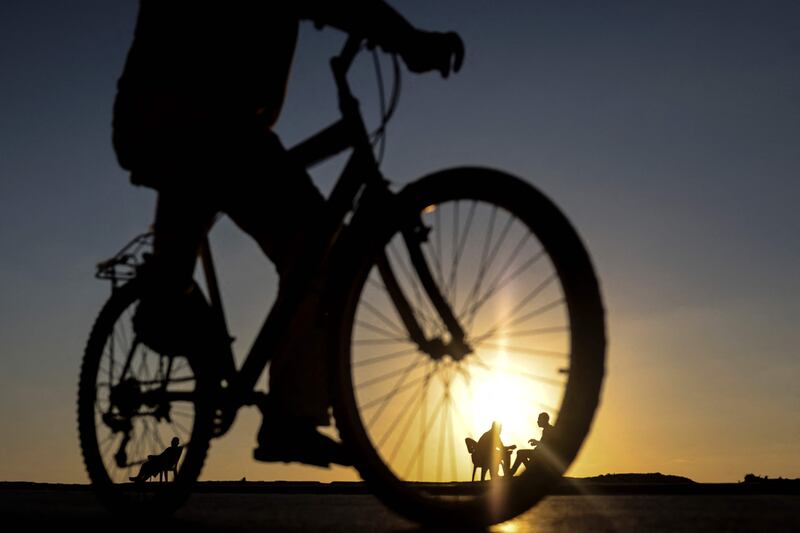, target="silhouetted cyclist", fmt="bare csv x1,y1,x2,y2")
112,2,464,467
509,412,552,475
